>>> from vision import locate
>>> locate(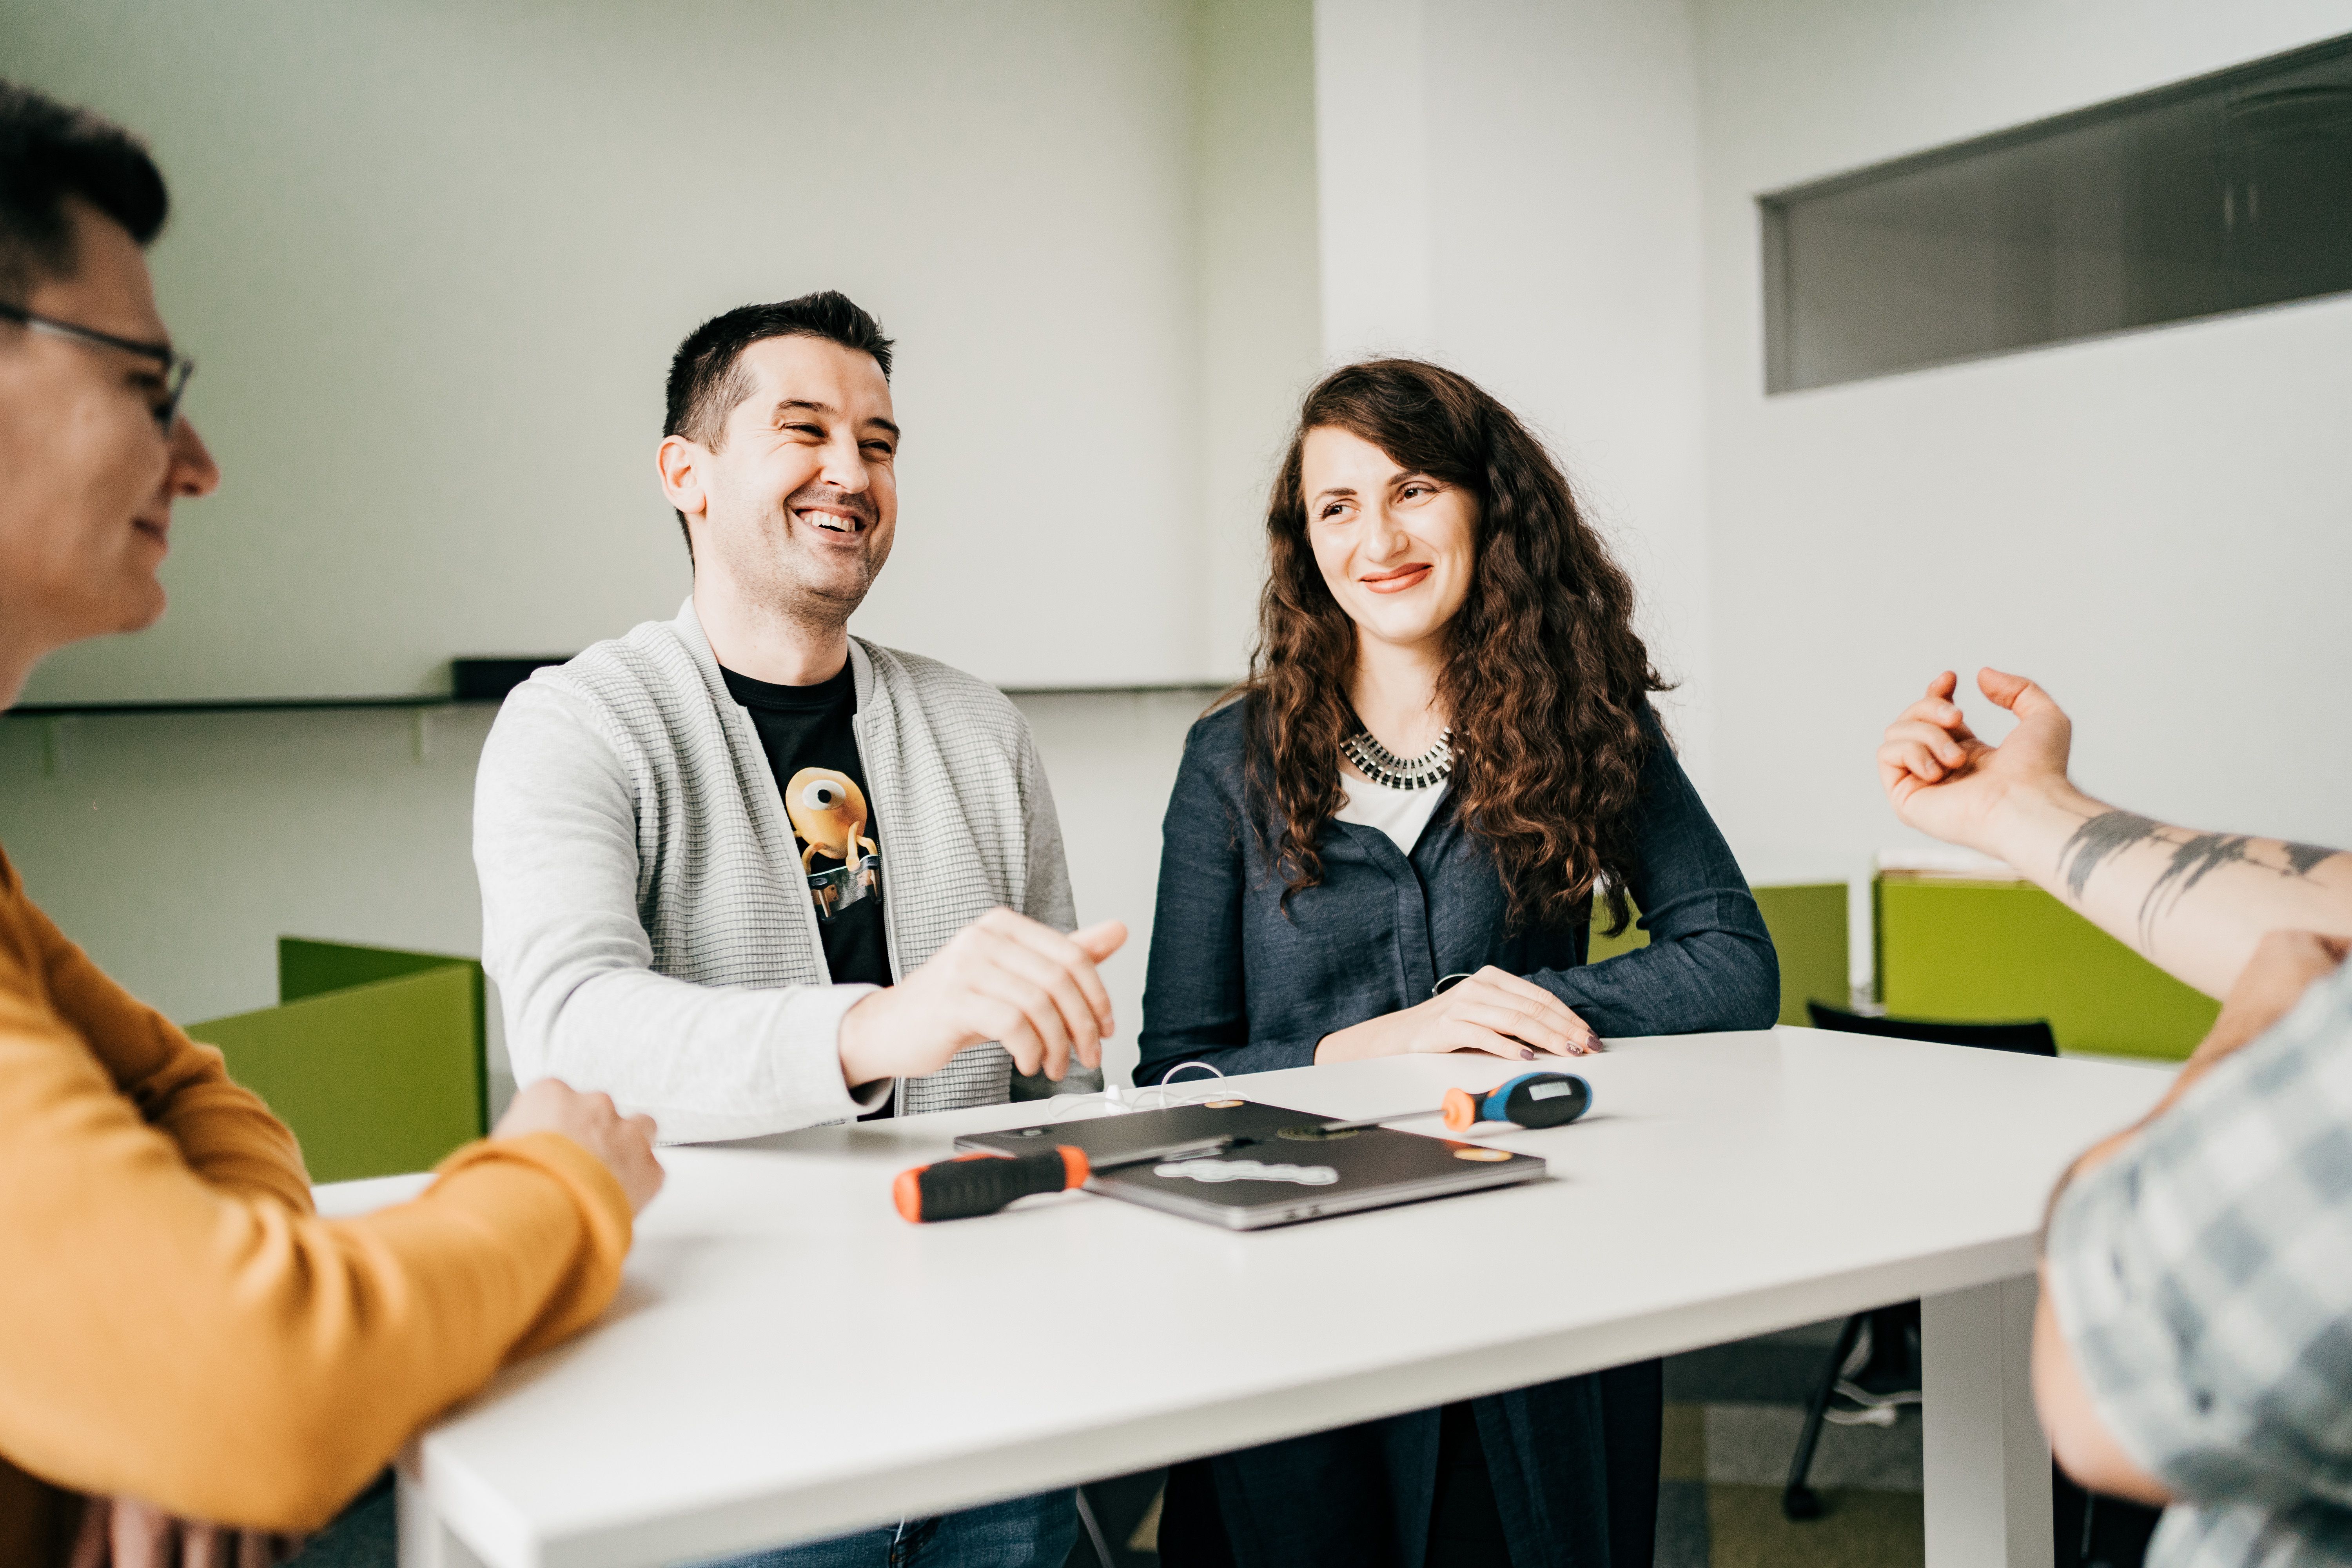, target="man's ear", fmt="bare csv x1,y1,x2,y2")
657,434,708,520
